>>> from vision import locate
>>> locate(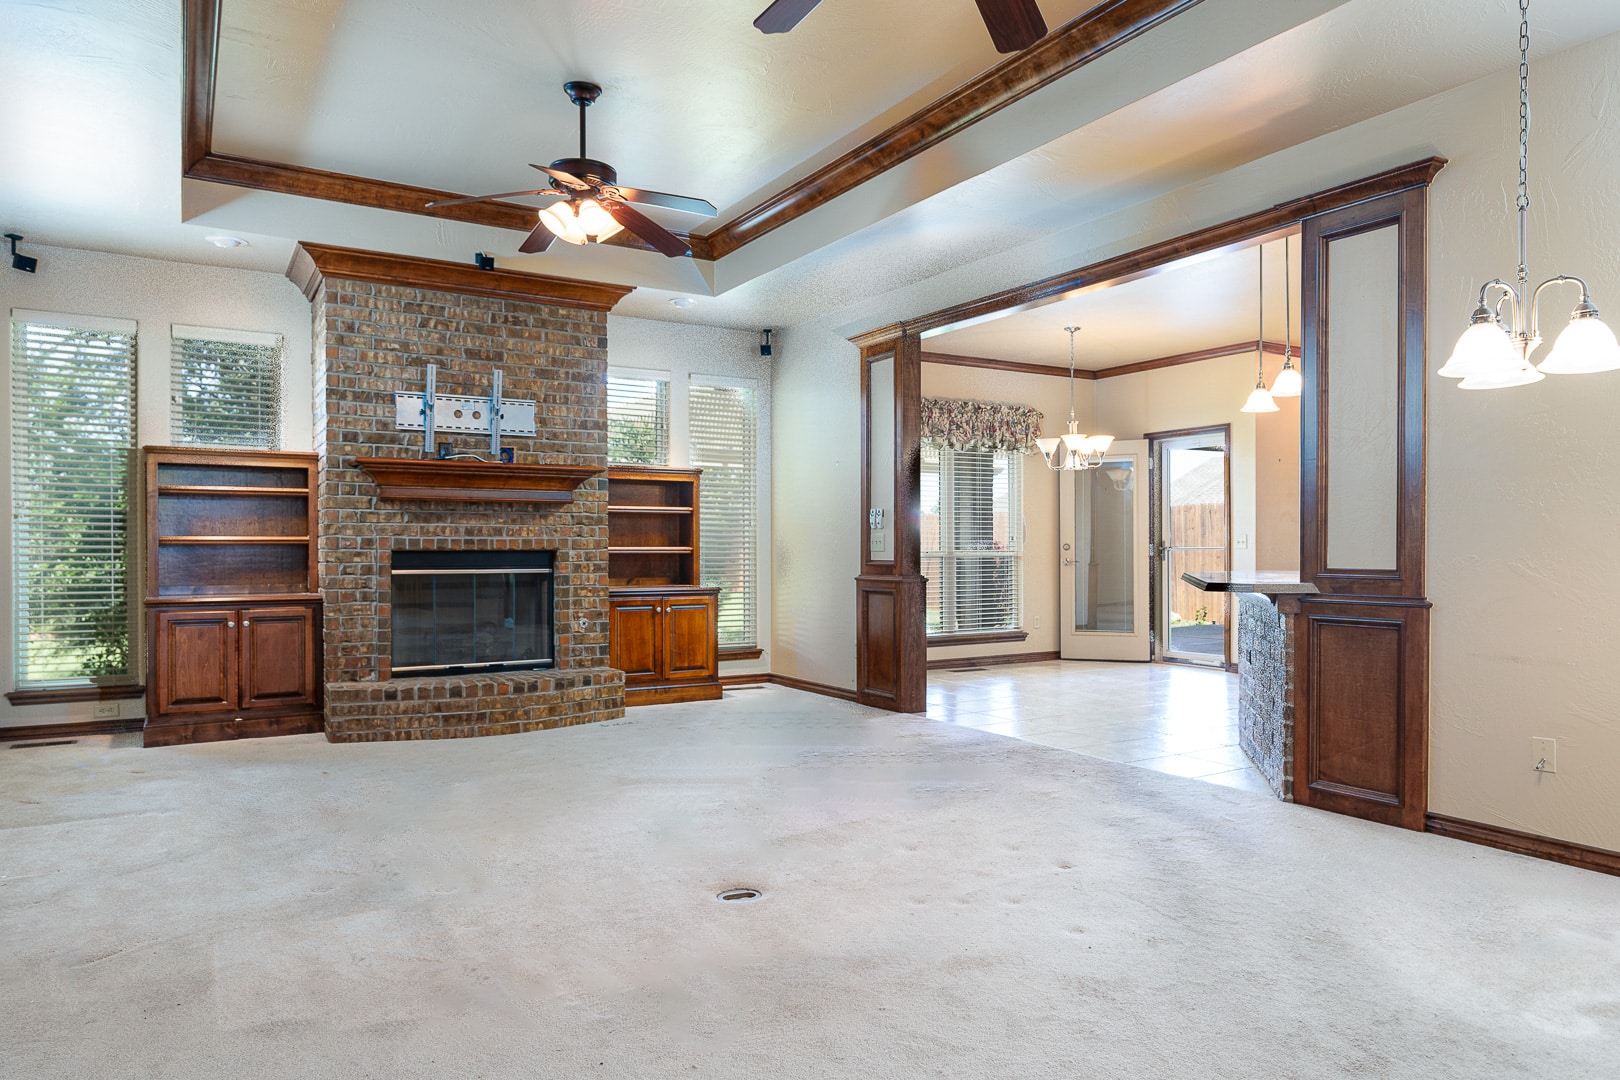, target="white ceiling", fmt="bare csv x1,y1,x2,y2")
923,237,1301,370
5,0,1620,330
